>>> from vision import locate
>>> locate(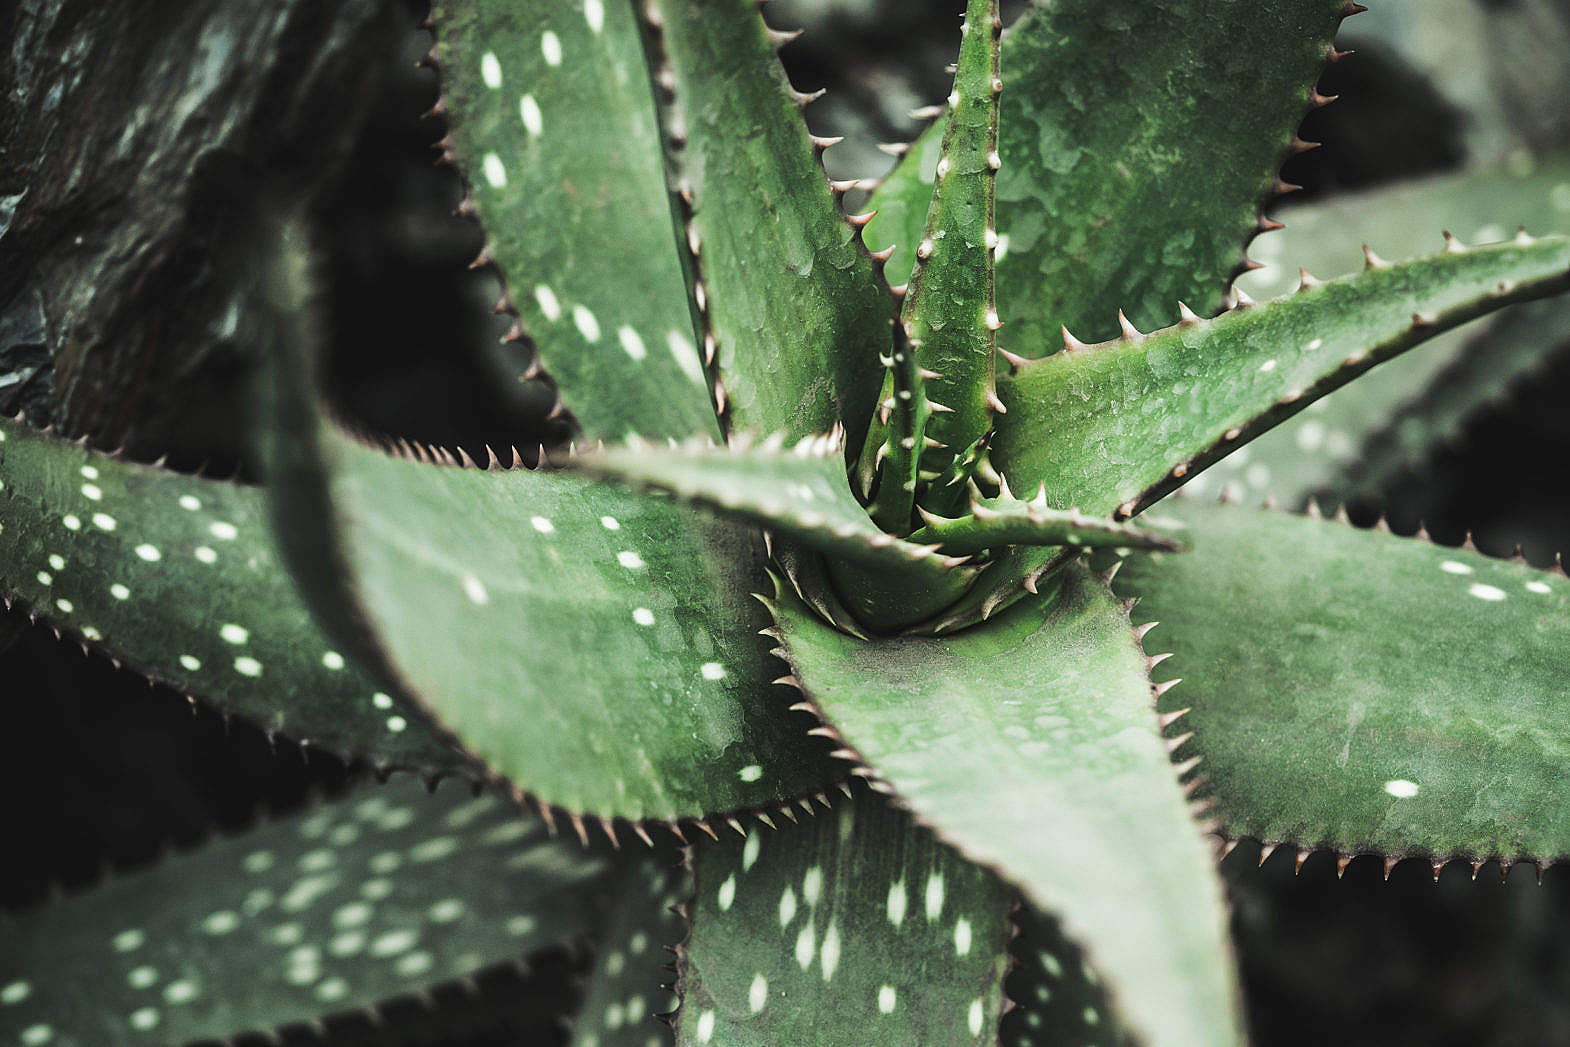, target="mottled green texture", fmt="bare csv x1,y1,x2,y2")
860,329,932,533
581,432,966,582
0,779,614,1046
866,0,1346,349
908,495,1180,557
1003,906,1131,1047
1116,498,1570,861
433,0,718,441
1232,159,1570,505
896,0,1000,484
677,793,1012,1047
655,0,892,448
994,237,1570,517
773,567,1238,1047
569,862,687,1046
281,429,835,822
0,416,457,771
